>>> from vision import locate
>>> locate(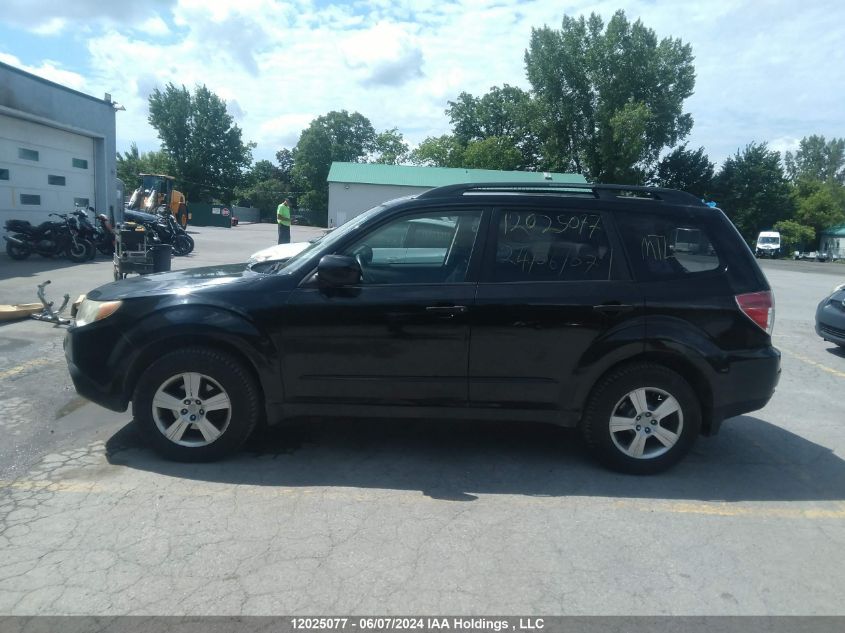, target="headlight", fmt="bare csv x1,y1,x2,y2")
74,299,122,326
